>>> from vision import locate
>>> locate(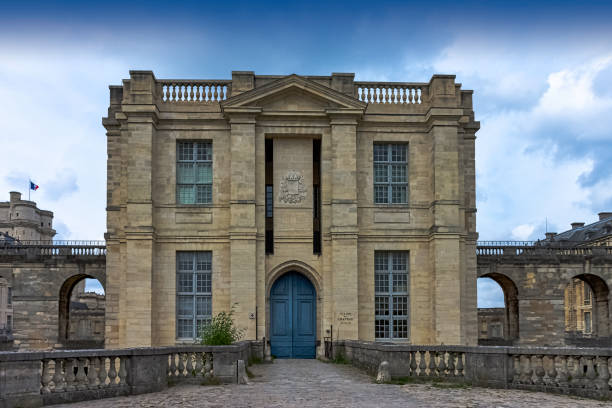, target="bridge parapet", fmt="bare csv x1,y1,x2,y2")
0,241,106,260
477,242,612,258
